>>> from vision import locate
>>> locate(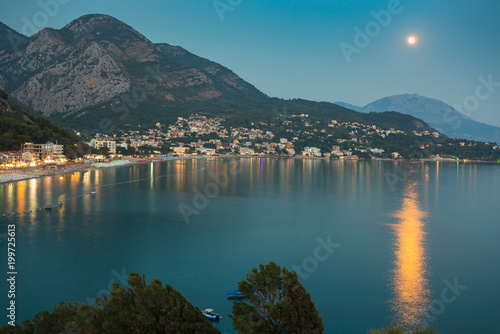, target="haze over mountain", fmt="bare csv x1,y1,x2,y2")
0,14,433,135
336,94,500,143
